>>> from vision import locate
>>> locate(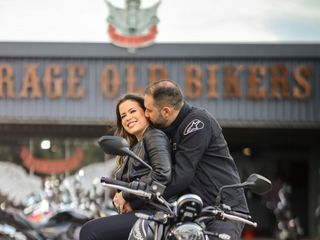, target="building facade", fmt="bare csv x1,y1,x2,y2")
0,42,320,237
